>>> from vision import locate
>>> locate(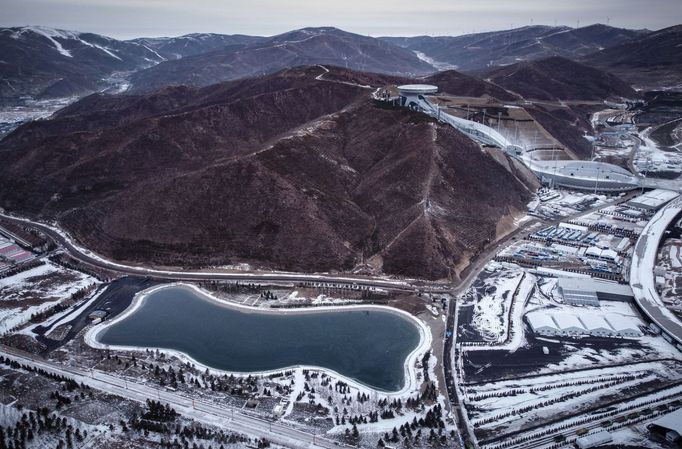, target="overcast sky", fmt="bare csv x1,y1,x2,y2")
2,0,680,39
